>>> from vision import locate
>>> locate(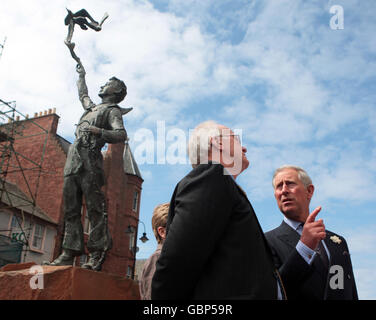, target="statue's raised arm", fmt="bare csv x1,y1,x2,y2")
75,63,94,110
